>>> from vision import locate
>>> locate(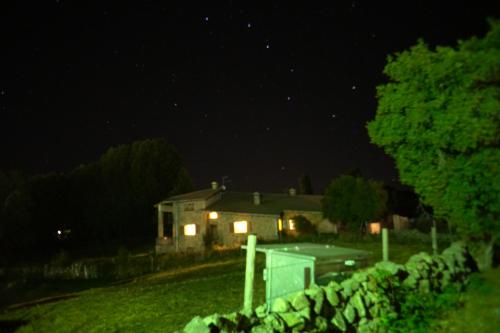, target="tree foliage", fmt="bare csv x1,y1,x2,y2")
0,138,193,261
297,173,314,195
291,215,317,235
366,21,500,253
321,175,388,229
